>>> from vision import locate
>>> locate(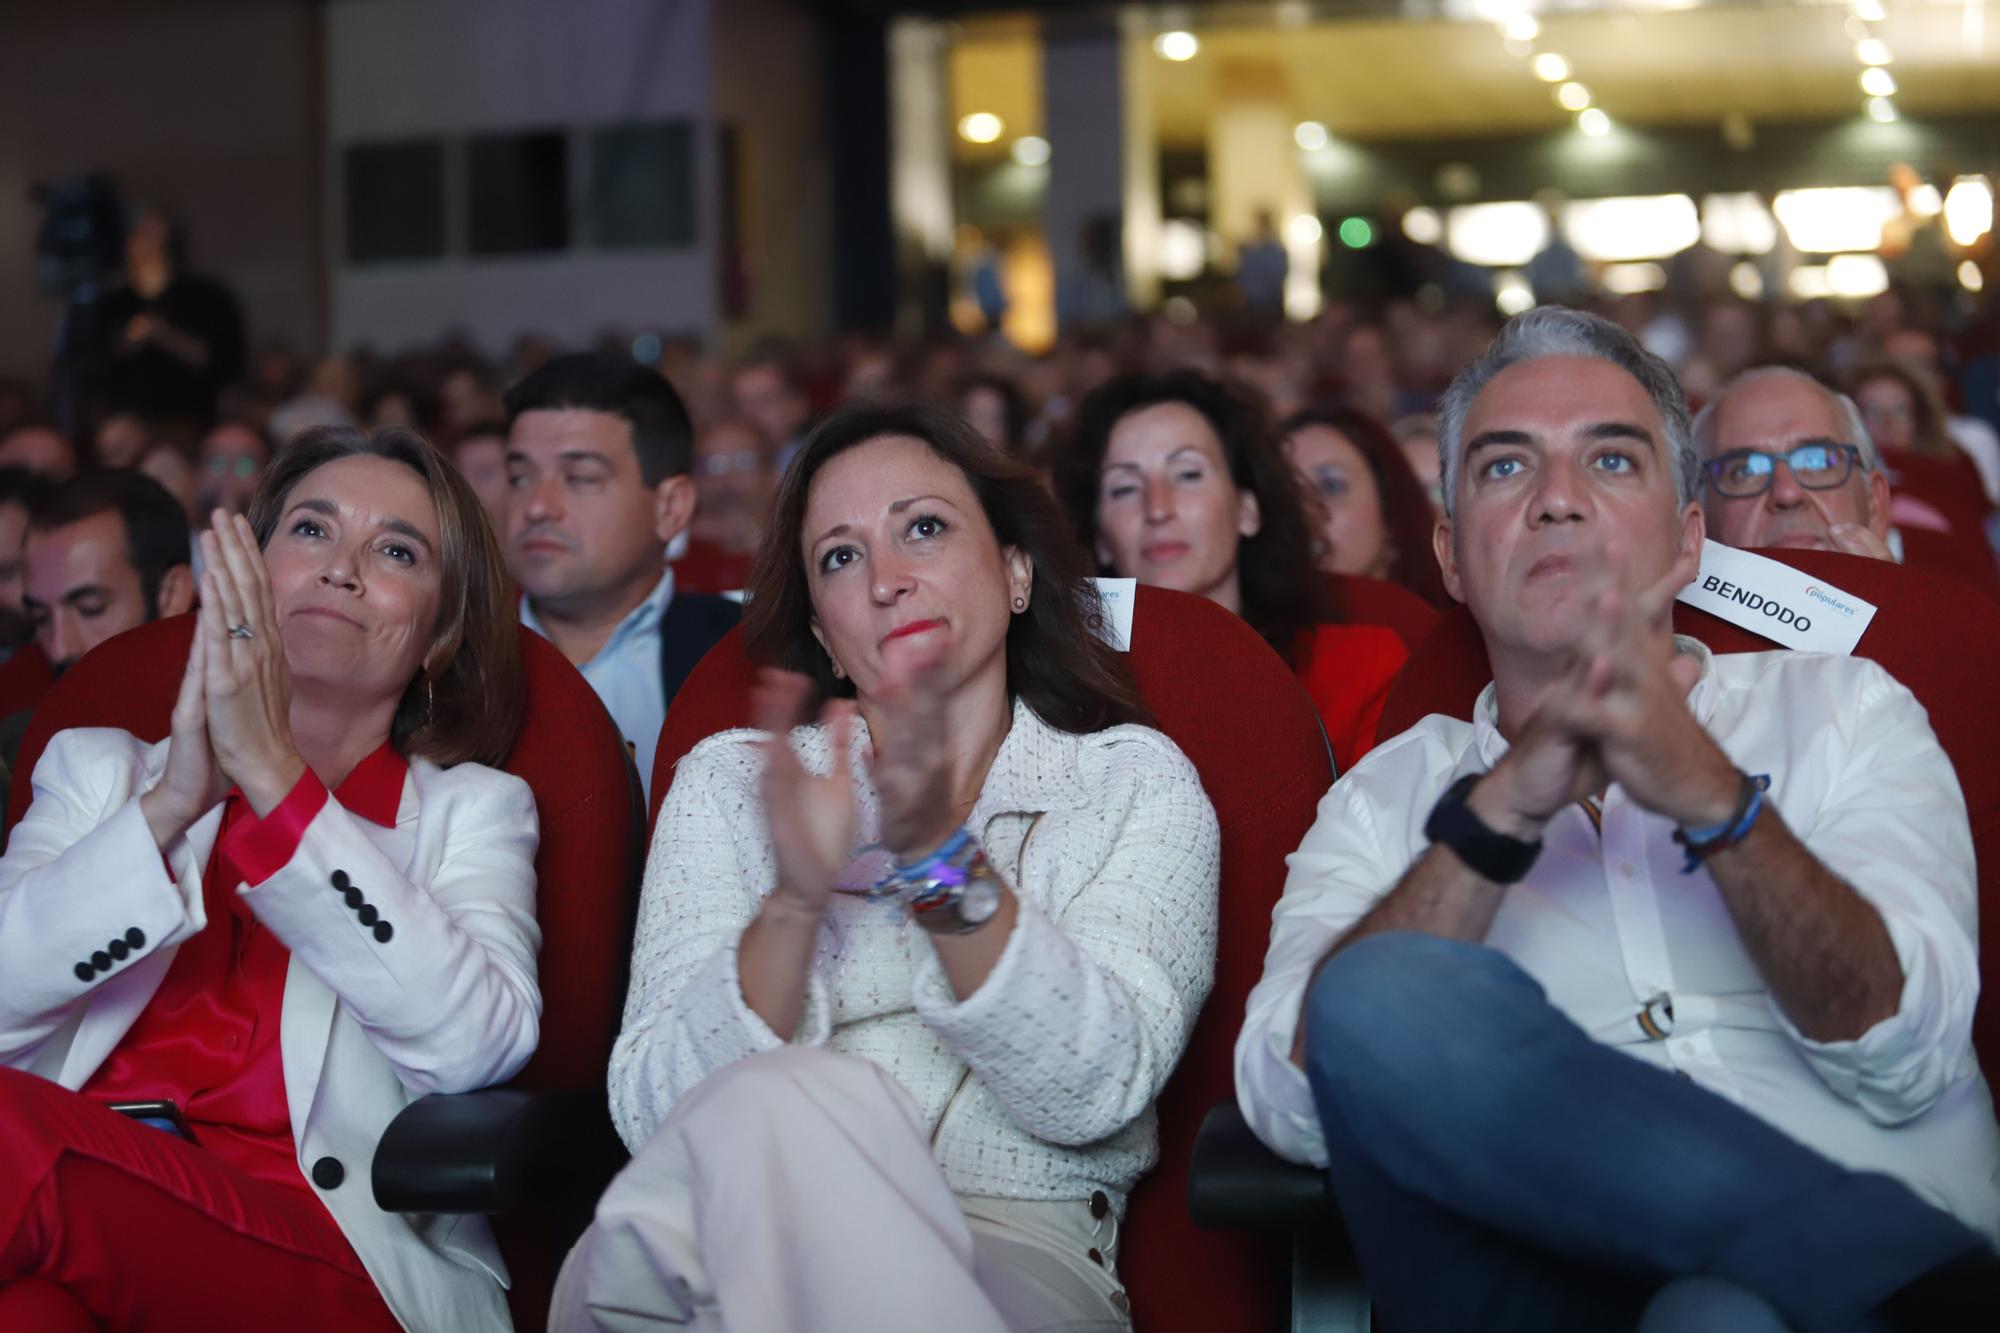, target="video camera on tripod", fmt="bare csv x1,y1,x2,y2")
29,174,127,435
